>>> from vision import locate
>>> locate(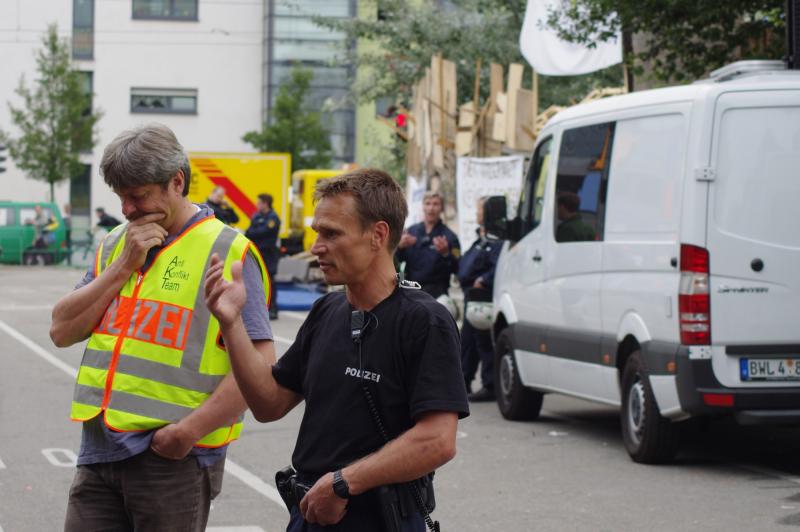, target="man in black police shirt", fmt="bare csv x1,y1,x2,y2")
204,168,469,531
